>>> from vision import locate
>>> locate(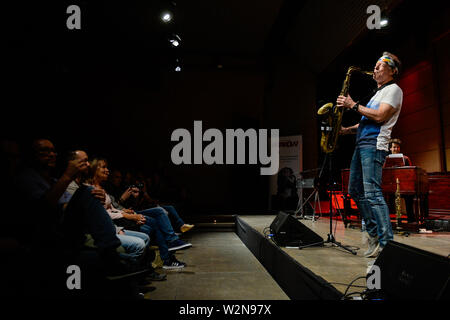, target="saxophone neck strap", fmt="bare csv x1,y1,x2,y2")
376,80,395,92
